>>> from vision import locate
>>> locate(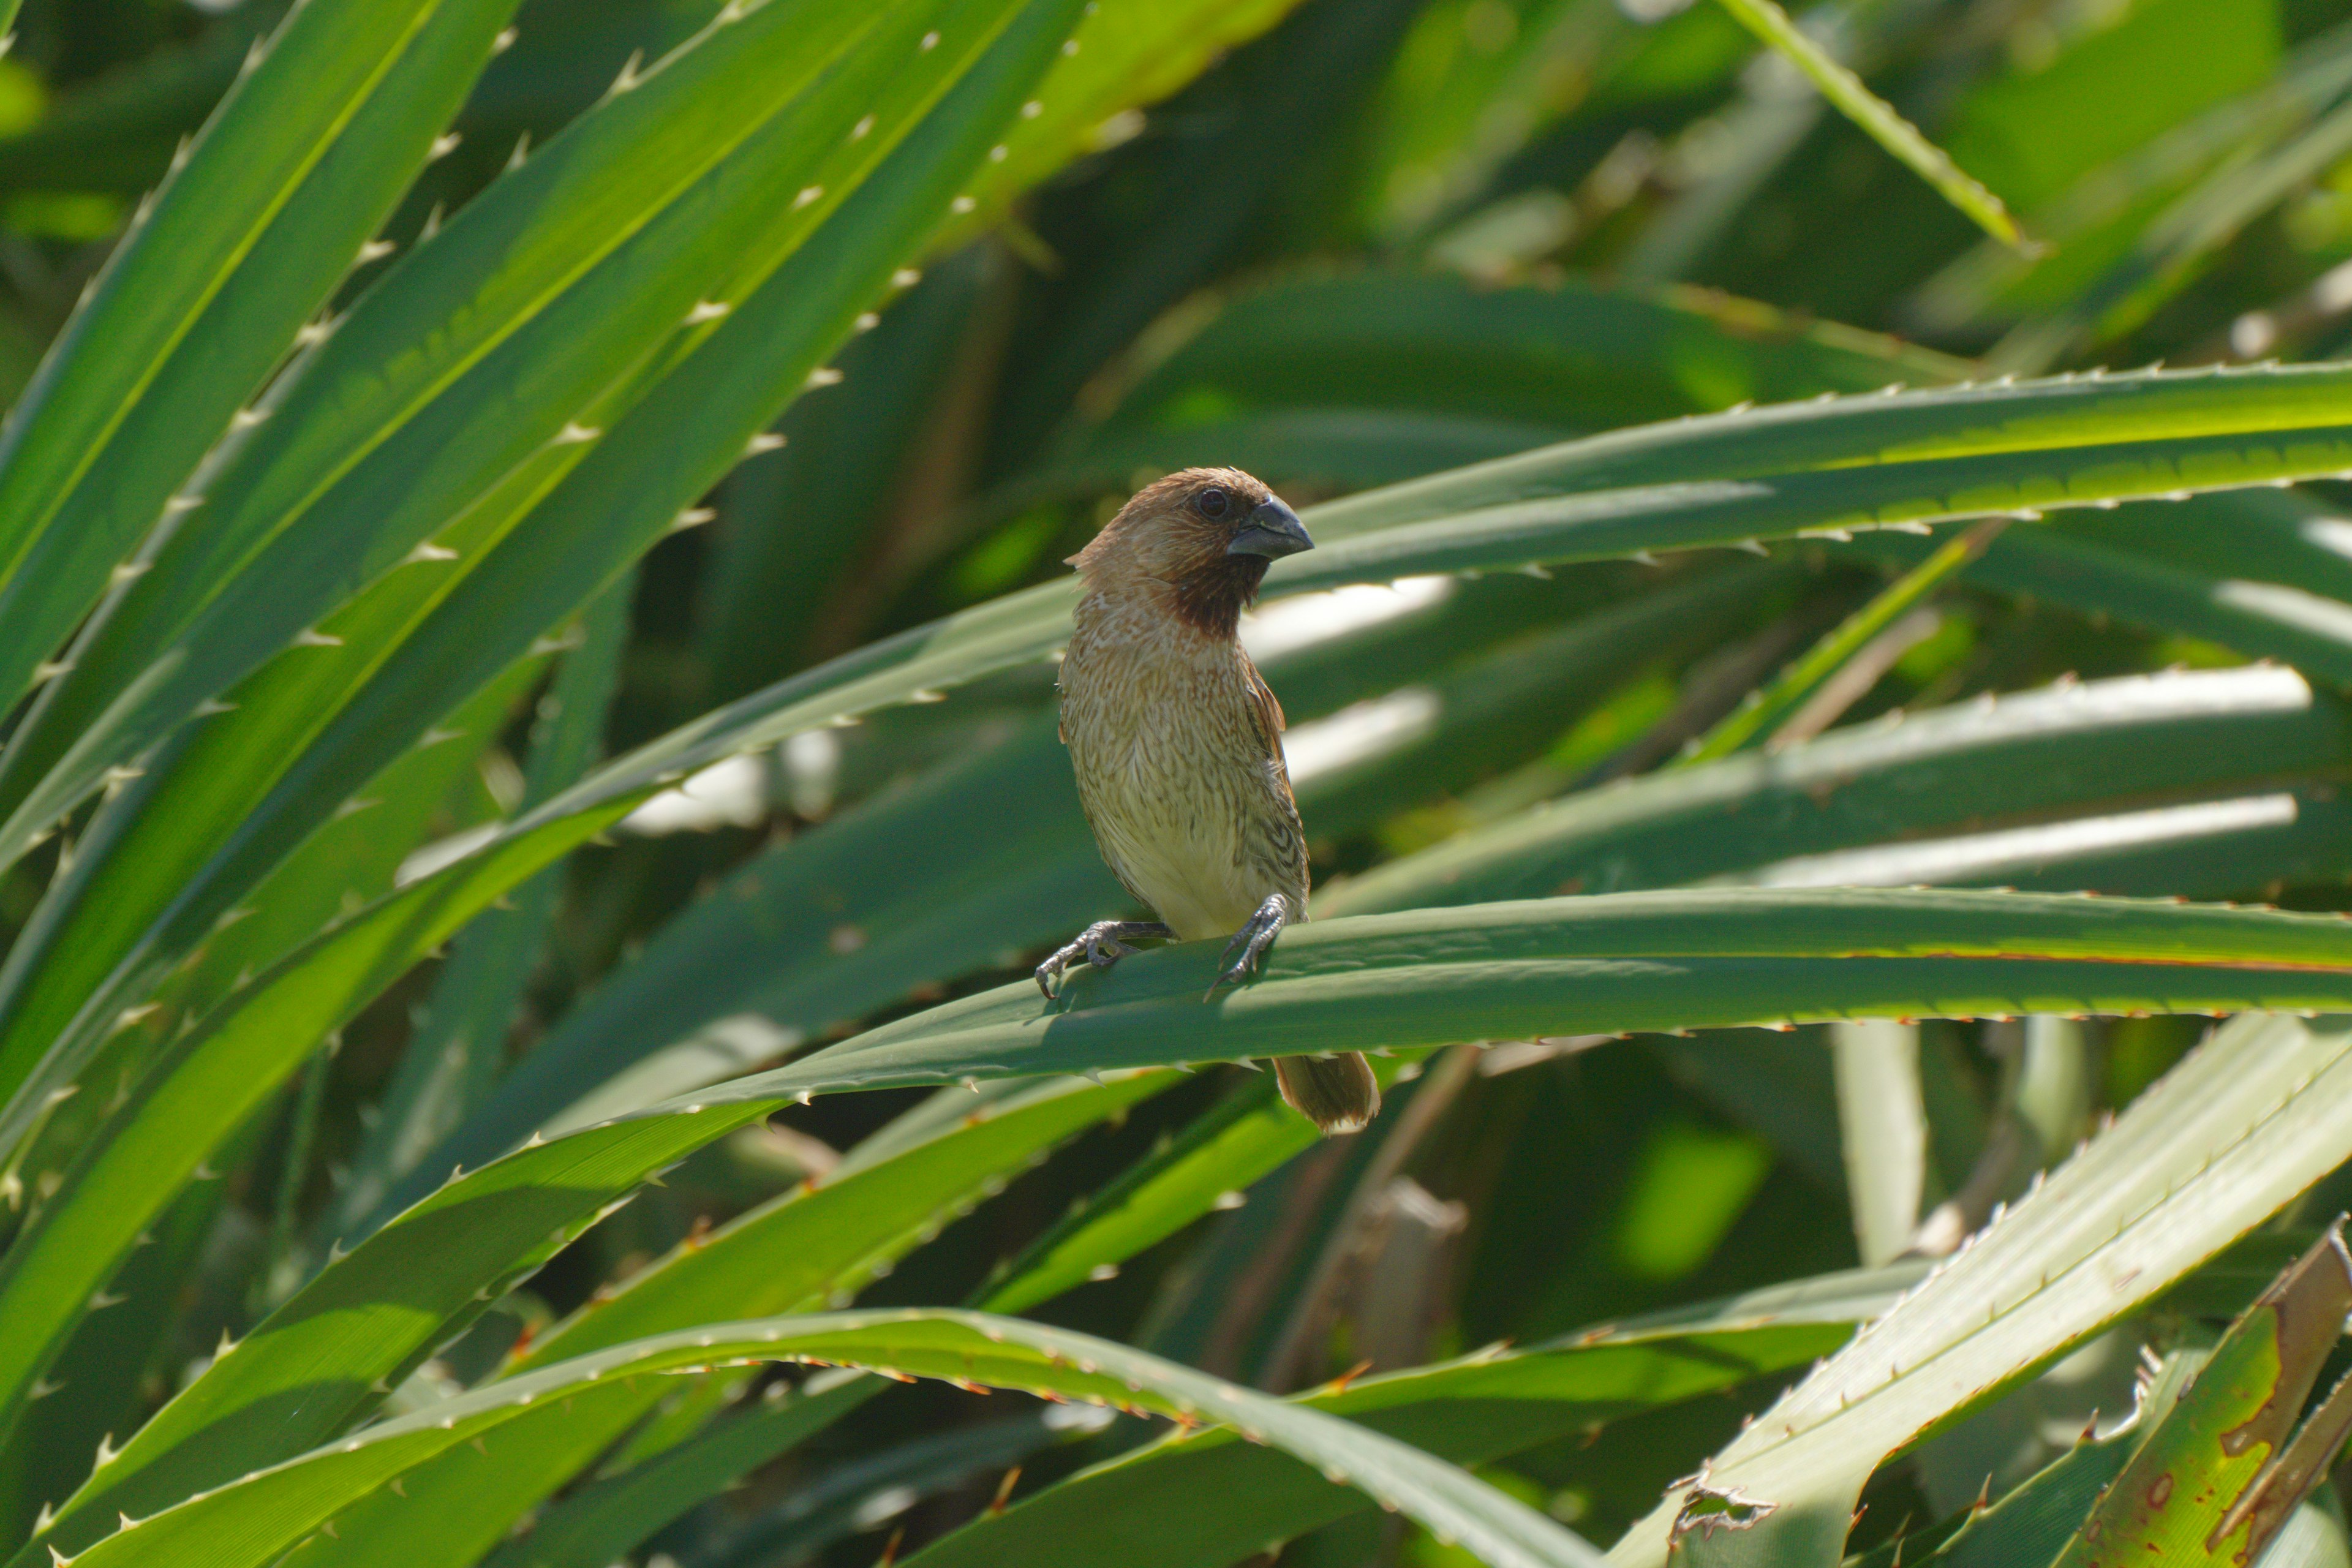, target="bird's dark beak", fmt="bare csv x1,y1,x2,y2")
1226,498,1314,560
